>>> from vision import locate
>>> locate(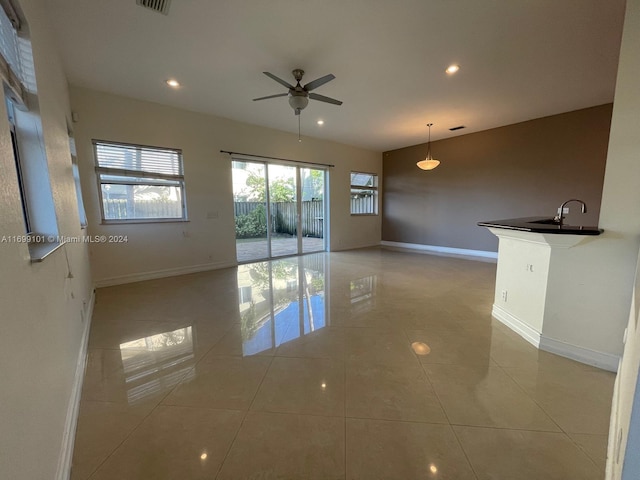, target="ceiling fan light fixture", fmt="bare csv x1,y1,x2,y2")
417,123,441,171
288,94,309,111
